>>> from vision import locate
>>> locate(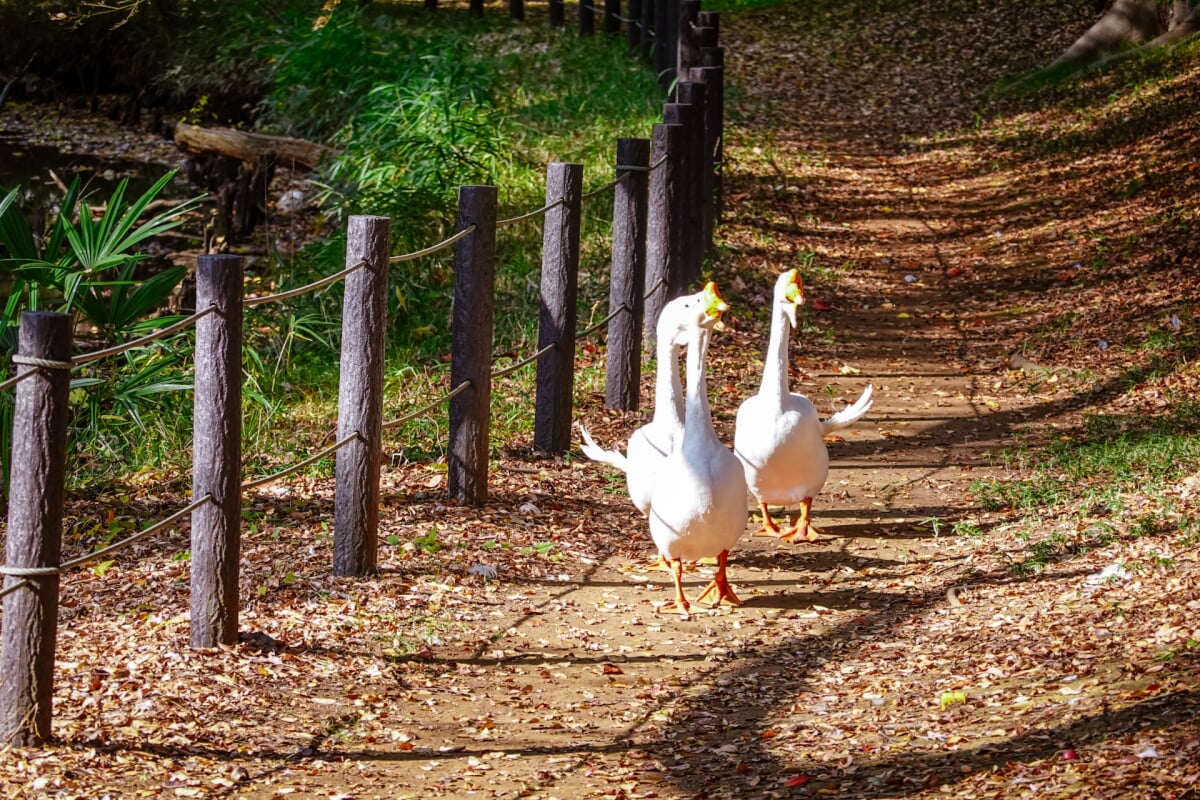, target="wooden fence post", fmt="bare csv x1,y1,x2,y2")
641,0,655,62
663,89,703,292
450,186,497,506
470,0,483,15
605,0,621,35
579,0,595,35
699,42,725,229
677,0,701,76
334,215,391,576
605,138,650,411
0,312,71,745
628,0,643,55
191,253,243,649
535,162,583,454
653,0,671,81
680,76,714,258
510,0,524,20
550,0,565,27
644,122,683,348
